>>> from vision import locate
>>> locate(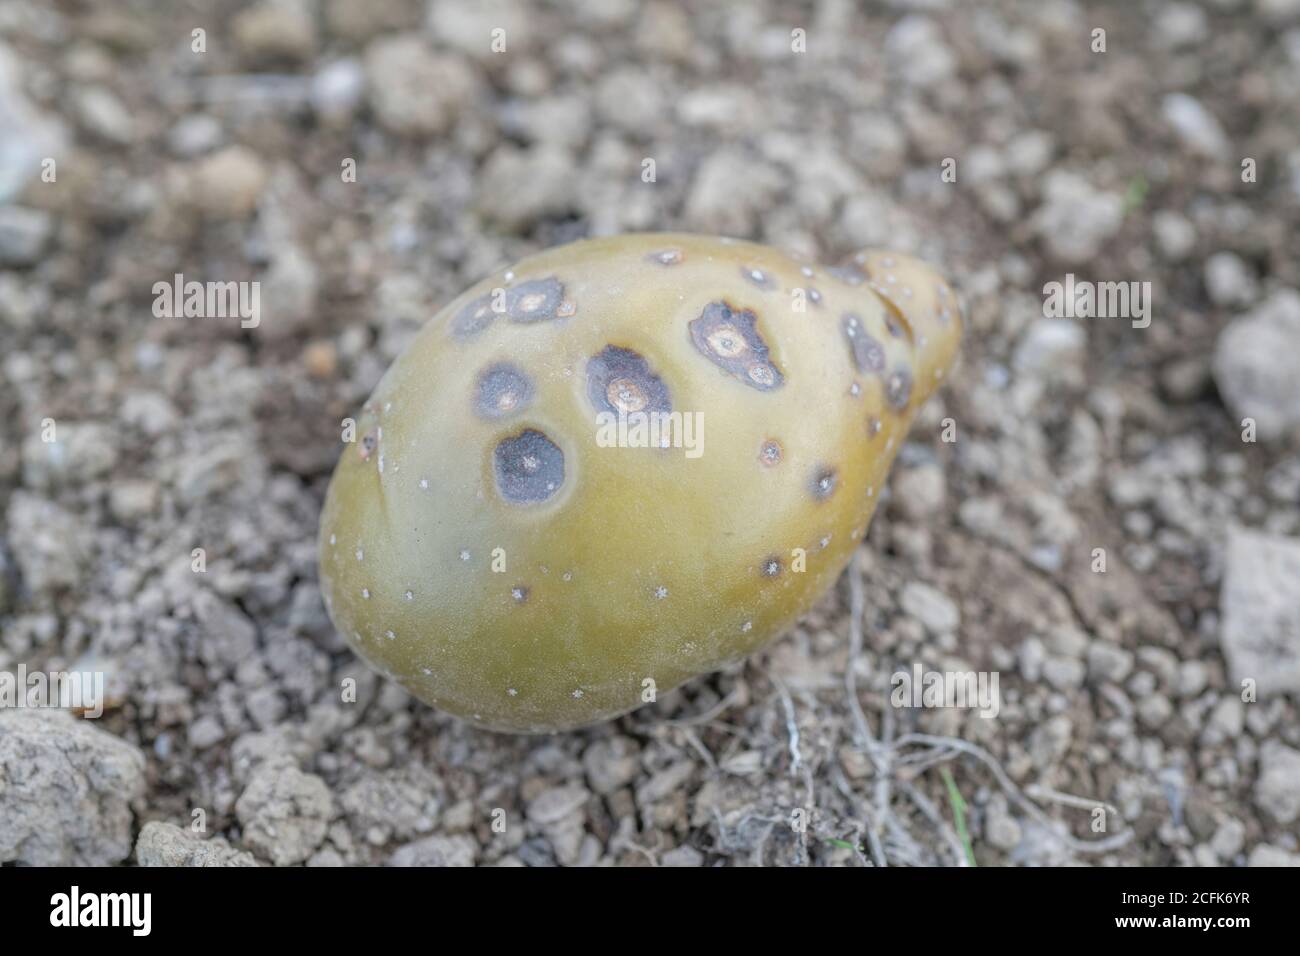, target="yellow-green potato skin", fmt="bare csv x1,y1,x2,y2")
318,233,962,732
